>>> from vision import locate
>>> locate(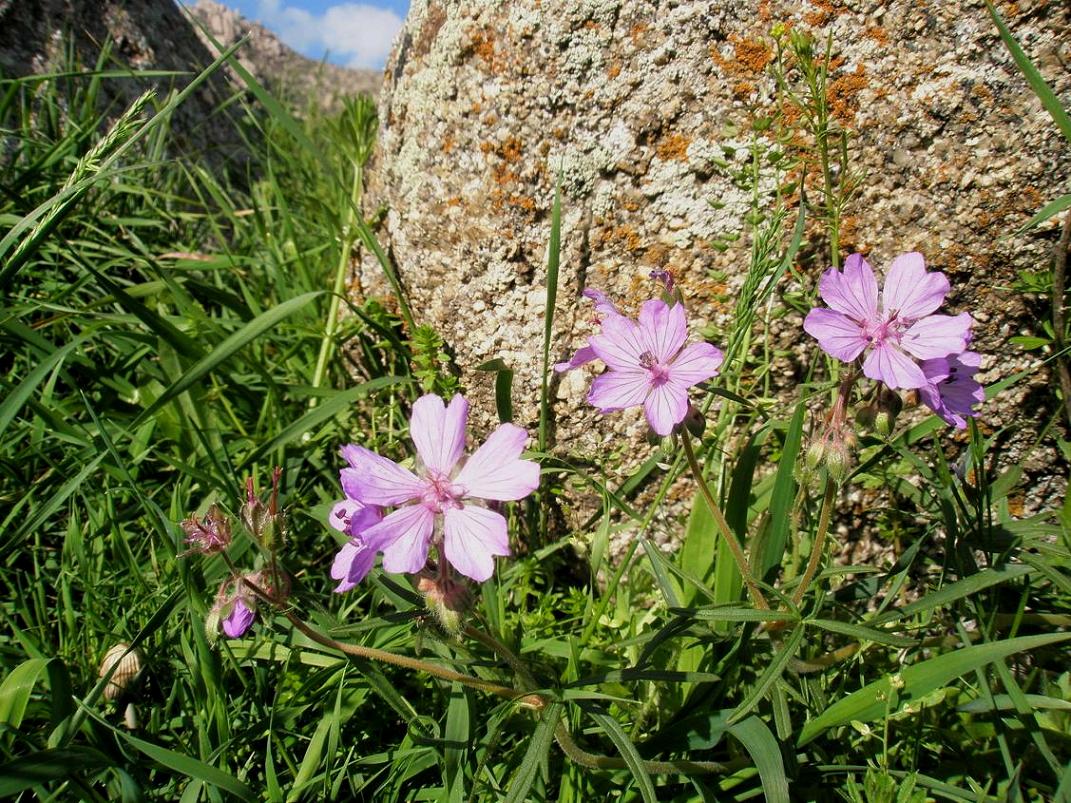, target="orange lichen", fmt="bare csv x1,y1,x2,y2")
733,37,773,74
442,134,455,154
804,0,841,27
864,25,888,45
607,61,621,79
656,132,691,161
500,135,523,163
629,22,649,43
827,64,867,123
